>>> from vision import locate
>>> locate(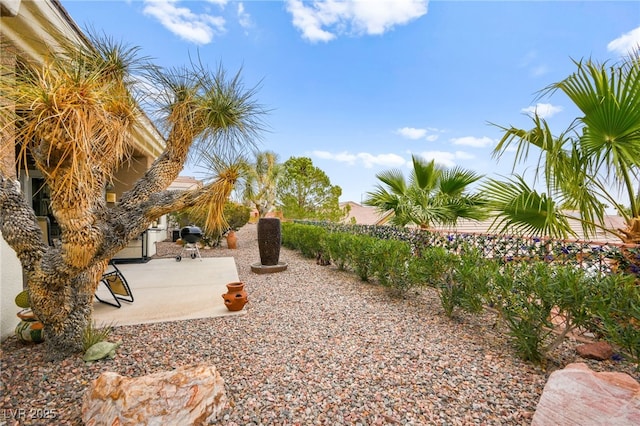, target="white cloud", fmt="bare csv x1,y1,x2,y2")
521,103,563,119
397,126,443,141
397,127,427,140
450,136,494,148
312,150,407,168
358,152,407,168
285,0,428,43
607,26,640,56
143,0,226,44
237,3,252,31
415,151,473,168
